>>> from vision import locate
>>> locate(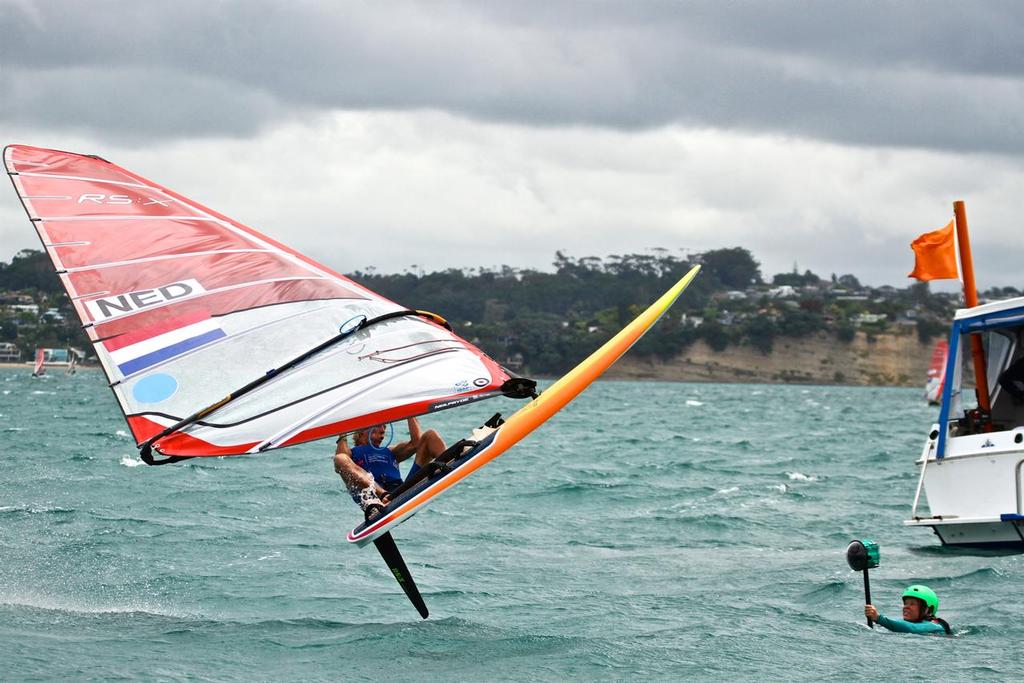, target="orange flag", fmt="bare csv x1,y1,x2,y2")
908,219,959,281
